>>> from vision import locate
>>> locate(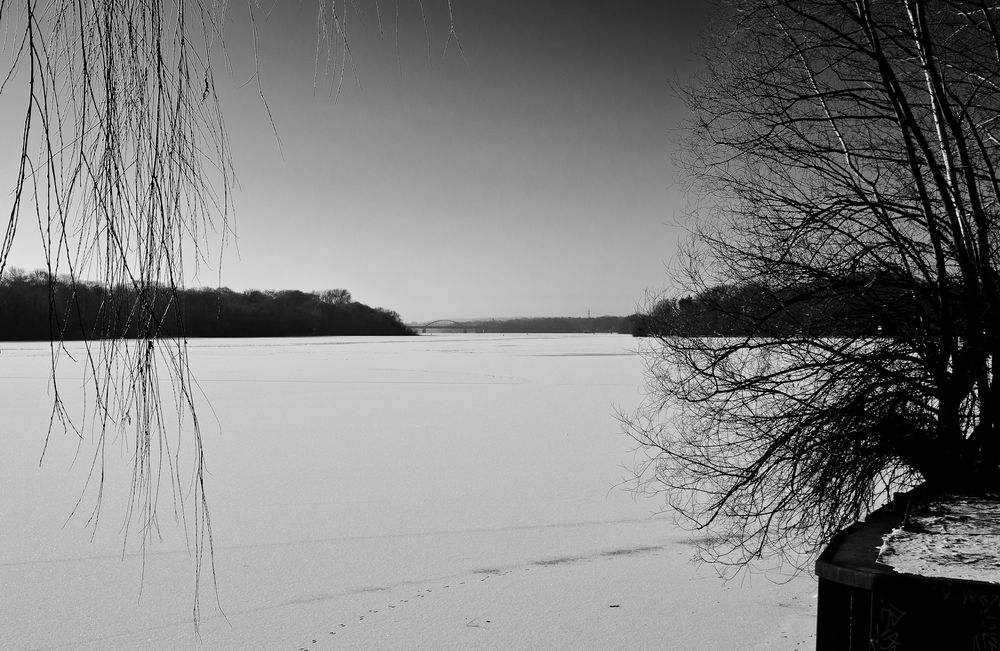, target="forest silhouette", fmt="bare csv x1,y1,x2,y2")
0,269,414,340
